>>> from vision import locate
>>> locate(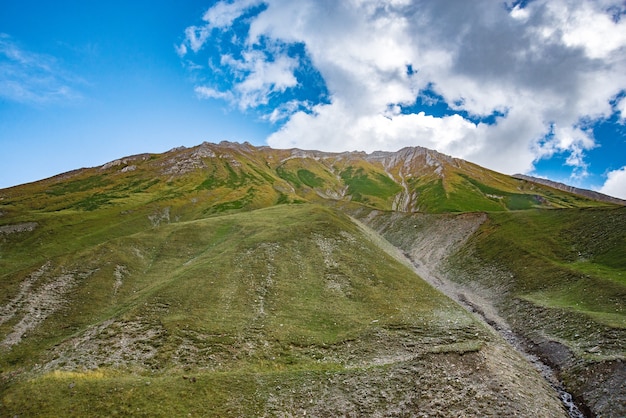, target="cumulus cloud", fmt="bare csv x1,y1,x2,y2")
180,0,626,176
183,26,210,53
541,0,626,60
599,166,626,199
0,34,83,104
225,50,299,109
